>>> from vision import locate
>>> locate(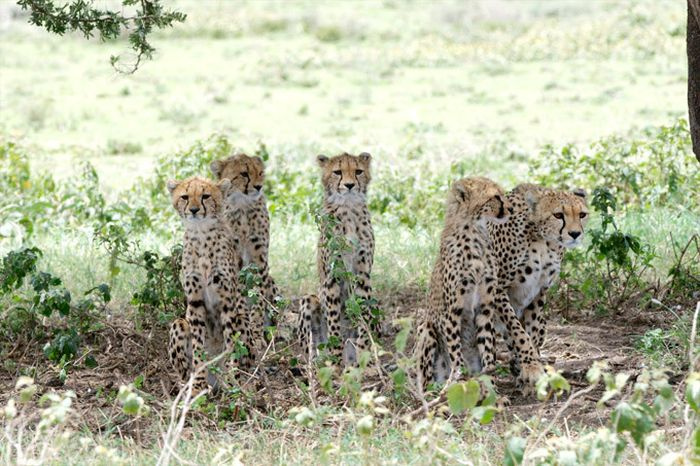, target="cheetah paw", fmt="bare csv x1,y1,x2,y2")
496,394,511,409
517,362,544,396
